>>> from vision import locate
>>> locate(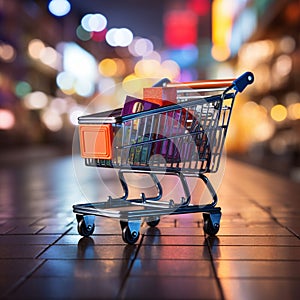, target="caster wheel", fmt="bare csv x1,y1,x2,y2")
77,219,95,237
203,214,220,236
122,226,140,245
146,217,160,227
